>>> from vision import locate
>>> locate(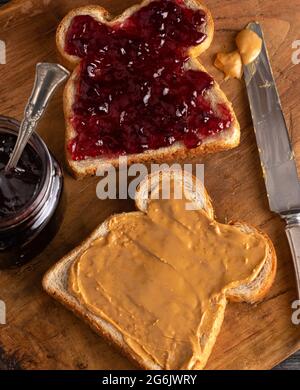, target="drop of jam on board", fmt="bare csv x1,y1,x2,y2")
65,0,233,161
0,133,42,219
